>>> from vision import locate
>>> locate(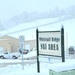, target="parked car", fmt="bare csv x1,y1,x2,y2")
0,52,20,59
68,46,75,54
19,49,29,54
